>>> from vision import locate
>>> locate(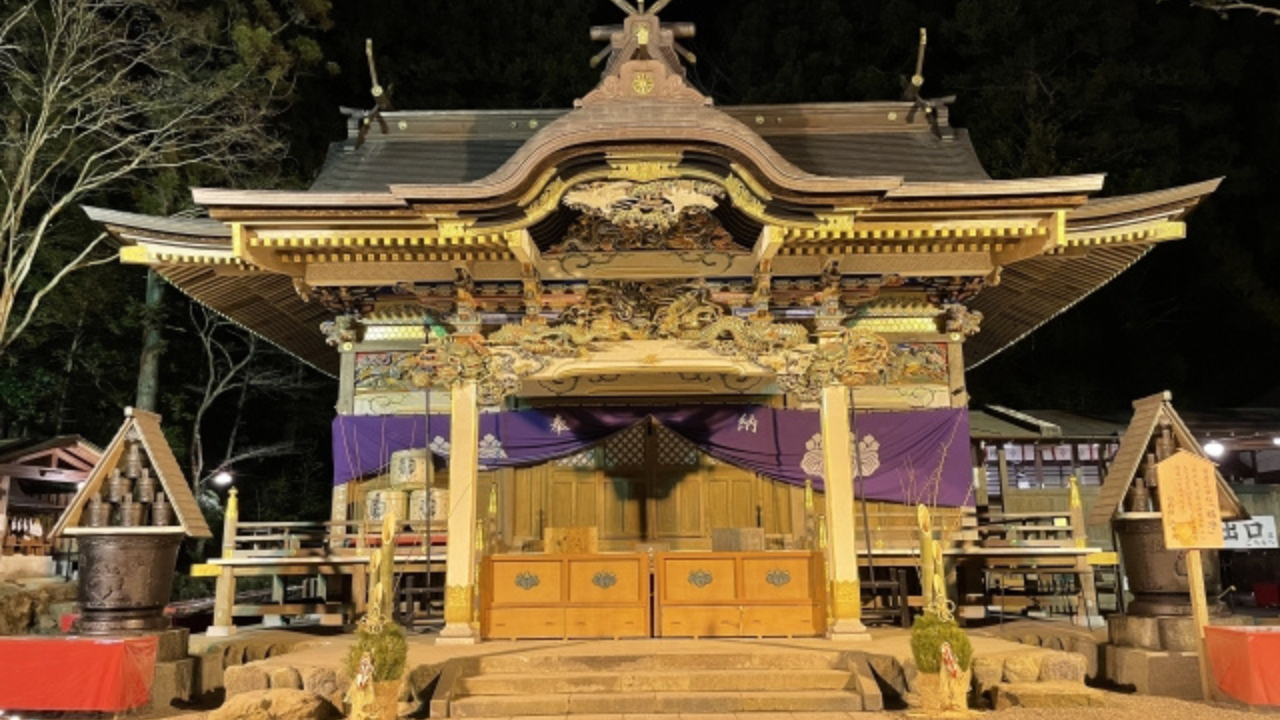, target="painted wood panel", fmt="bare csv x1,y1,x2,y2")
481,553,649,640
661,556,738,603
741,555,812,602
655,551,825,638
490,558,562,605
